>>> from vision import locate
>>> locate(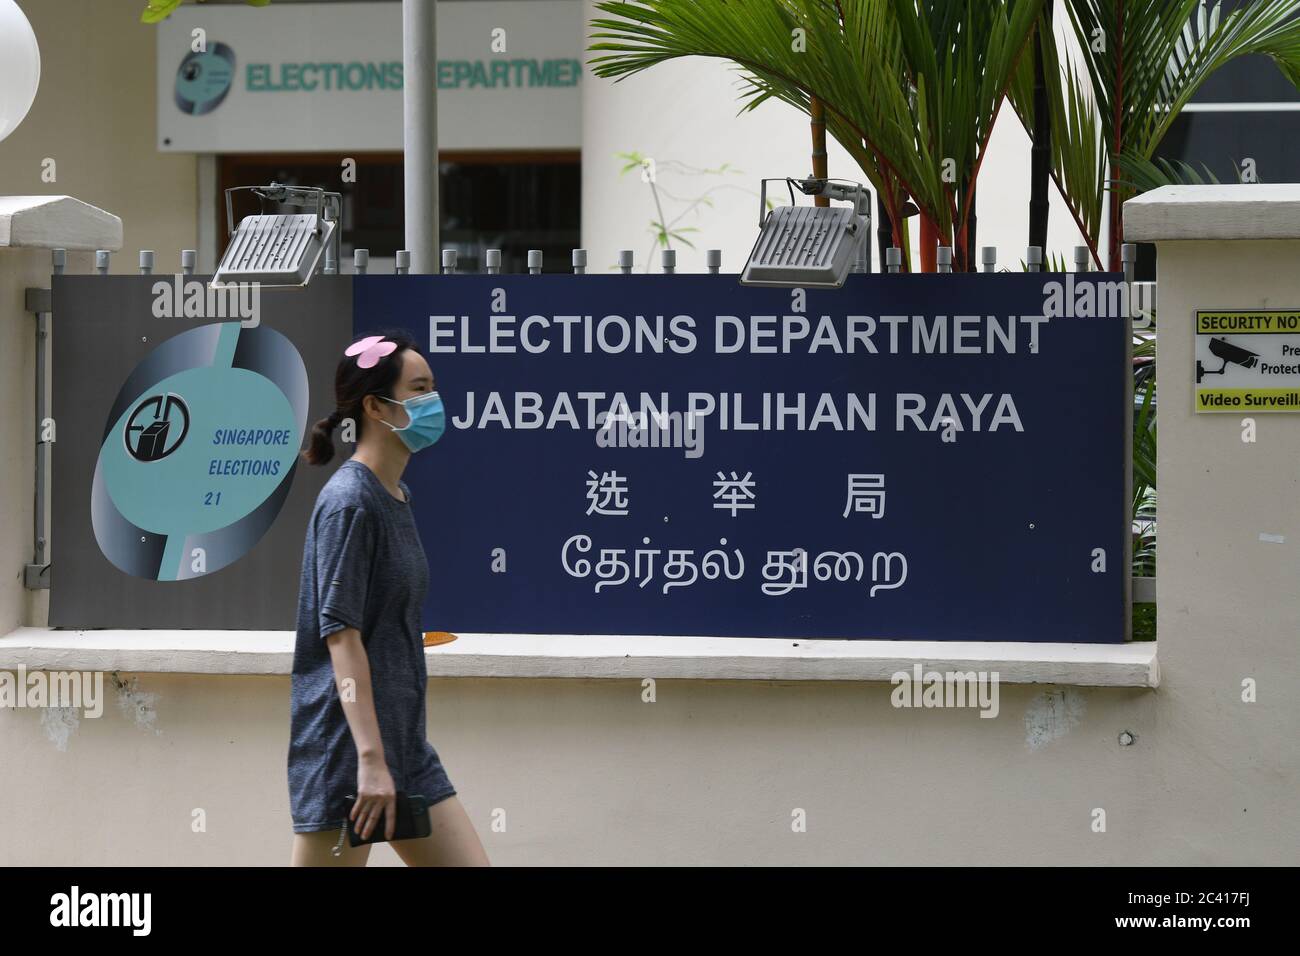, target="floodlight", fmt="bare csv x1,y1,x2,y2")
740,177,872,288
212,183,342,289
